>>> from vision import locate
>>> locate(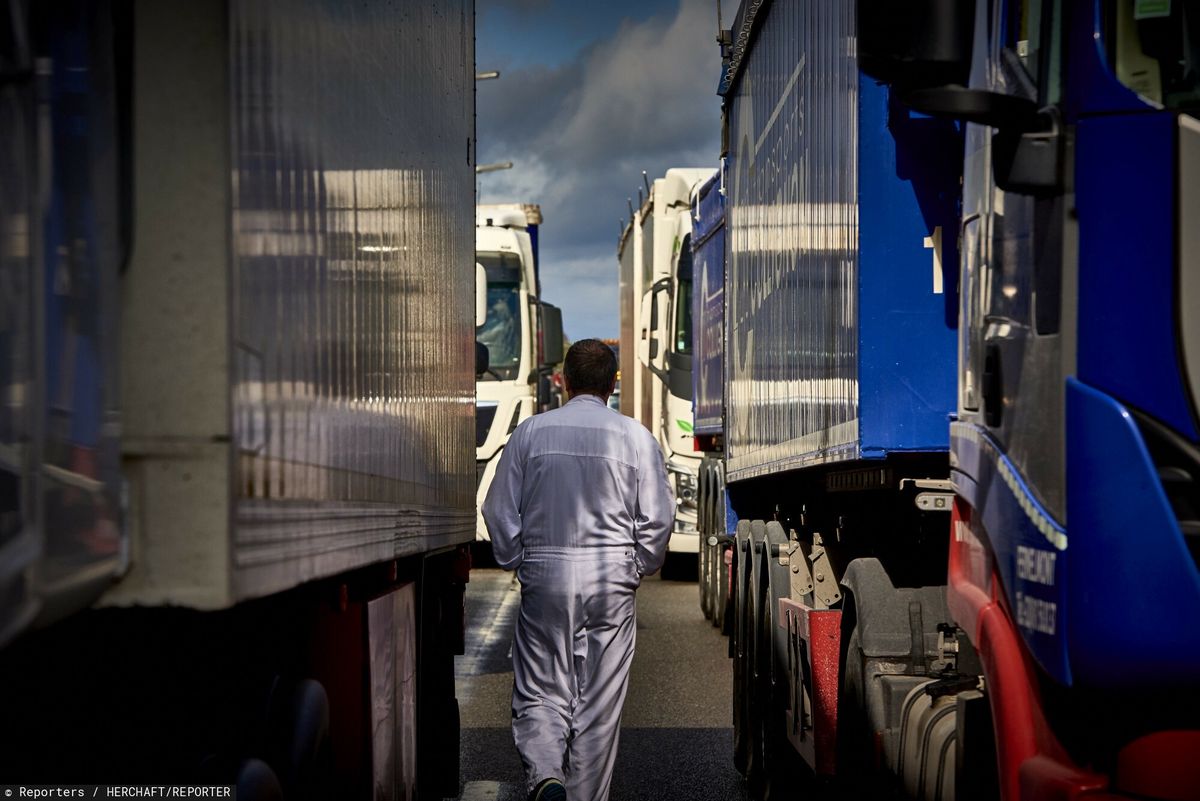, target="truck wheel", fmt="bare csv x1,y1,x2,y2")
264,677,332,800
732,520,753,775
699,463,712,618
758,521,809,801
713,471,729,632
744,520,770,792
